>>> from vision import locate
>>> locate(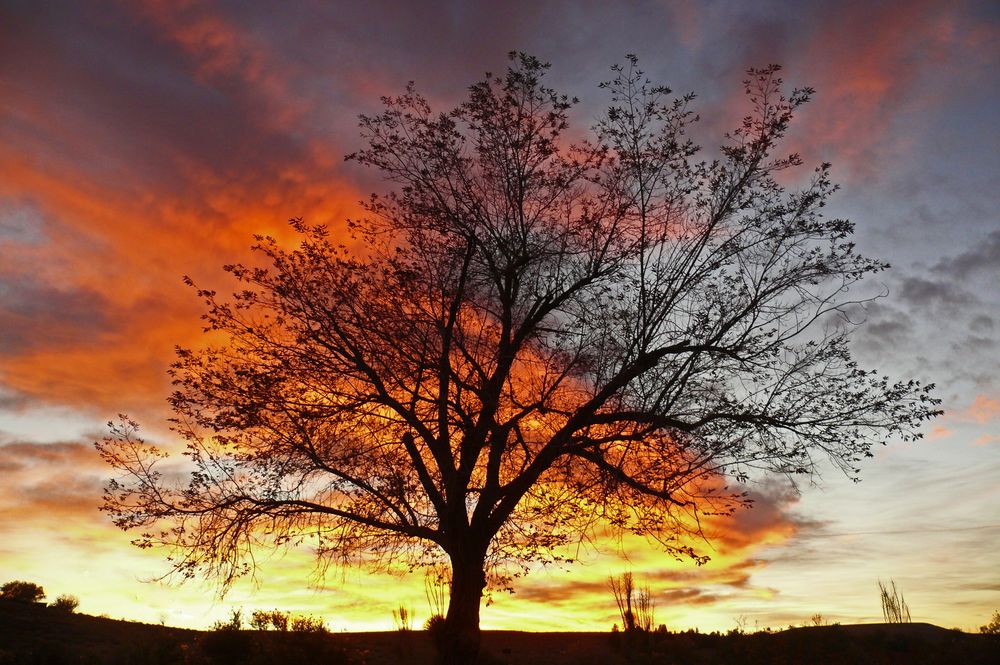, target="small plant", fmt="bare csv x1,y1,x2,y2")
810,613,826,626
212,607,244,631
392,604,413,631
50,594,79,612
1,580,45,603
877,579,911,623
981,610,1000,634
609,623,621,652
421,567,450,654
424,567,450,618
